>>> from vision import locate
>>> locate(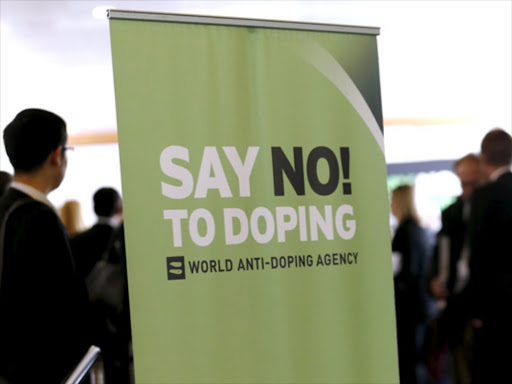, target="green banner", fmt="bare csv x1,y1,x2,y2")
110,12,398,384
